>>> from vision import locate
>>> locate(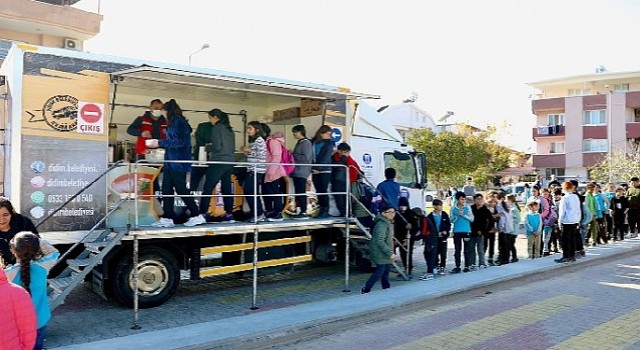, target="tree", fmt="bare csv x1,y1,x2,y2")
408,126,514,196
589,143,640,183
